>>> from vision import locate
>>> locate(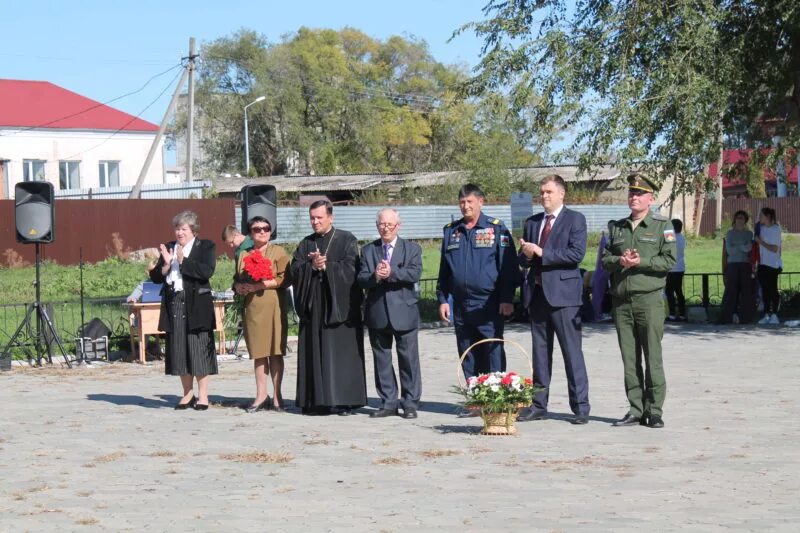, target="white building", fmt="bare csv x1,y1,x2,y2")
0,79,165,199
